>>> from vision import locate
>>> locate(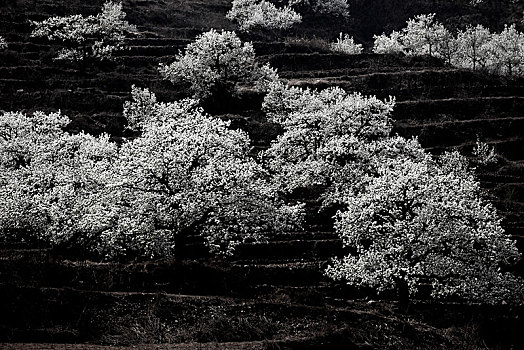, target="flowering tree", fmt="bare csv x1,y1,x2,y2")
373,14,449,57
330,33,363,55
372,31,405,54
0,88,303,258
227,0,349,31
373,16,524,77
289,0,350,17
30,1,136,61
454,24,493,71
326,152,523,304
226,0,302,32
260,82,396,195
159,29,278,99
401,14,449,57
0,36,7,50
101,86,303,257
0,111,117,248
263,82,523,304
488,24,524,75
